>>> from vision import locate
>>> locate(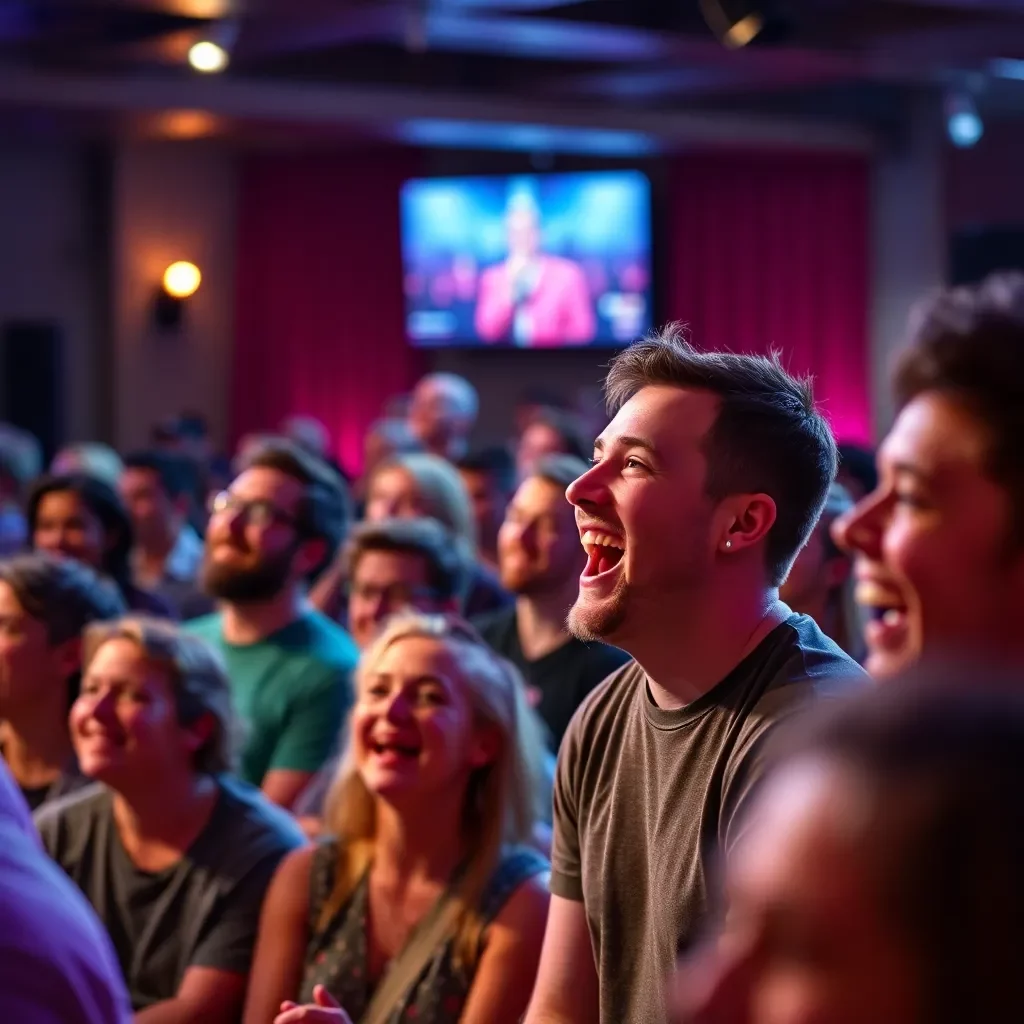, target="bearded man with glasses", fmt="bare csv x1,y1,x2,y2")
187,438,358,810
